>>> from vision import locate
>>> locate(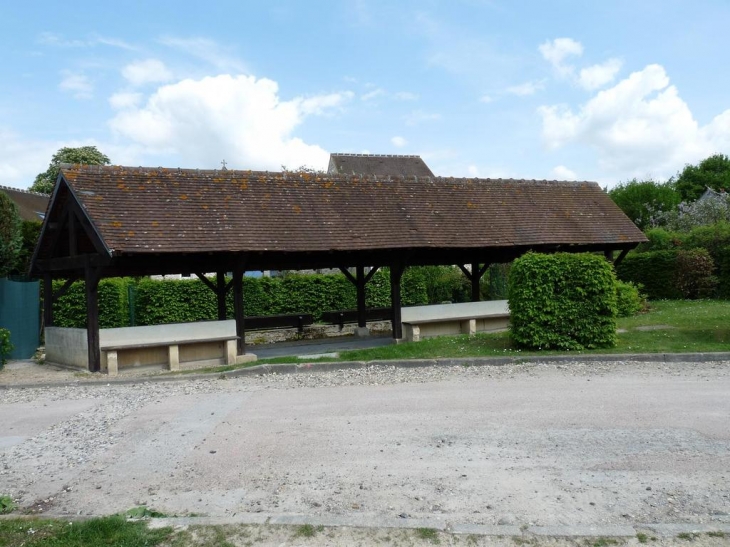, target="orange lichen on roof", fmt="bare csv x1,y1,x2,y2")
127,231,135,237
292,205,302,214
179,194,188,200
151,221,159,227
111,221,122,228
